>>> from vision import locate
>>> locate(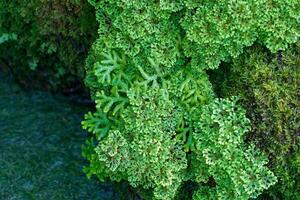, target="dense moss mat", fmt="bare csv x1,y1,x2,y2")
0,70,118,200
